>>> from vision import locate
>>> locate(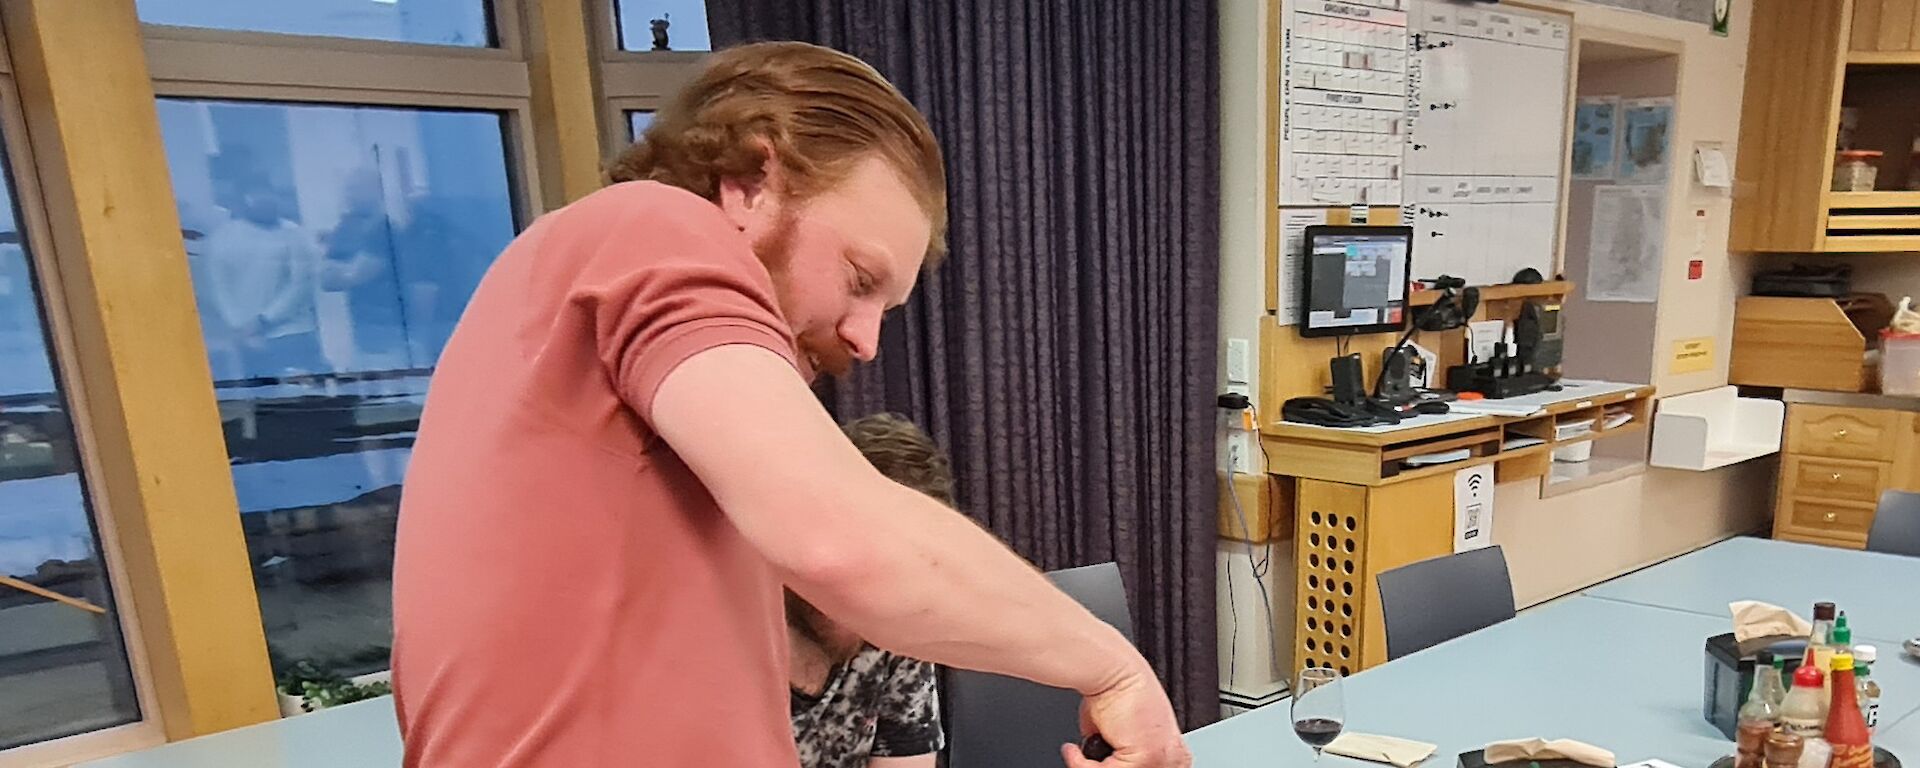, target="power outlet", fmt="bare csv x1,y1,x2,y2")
1226,338,1252,384
1227,431,1255,474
